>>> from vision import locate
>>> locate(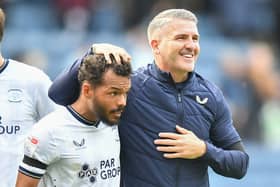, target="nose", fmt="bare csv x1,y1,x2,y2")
117,94,127,107
184,40,196,50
